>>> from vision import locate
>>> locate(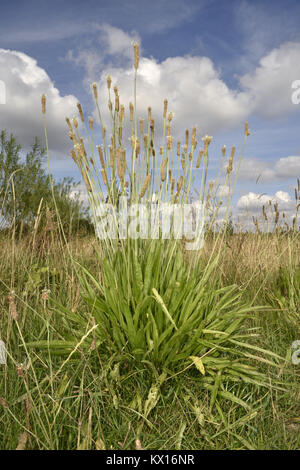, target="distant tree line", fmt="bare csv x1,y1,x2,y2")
0,130,92,235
